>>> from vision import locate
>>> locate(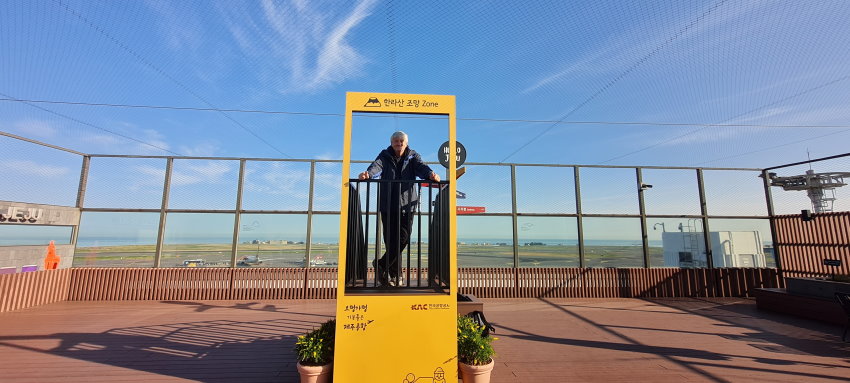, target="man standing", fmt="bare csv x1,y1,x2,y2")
359,131,440,286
